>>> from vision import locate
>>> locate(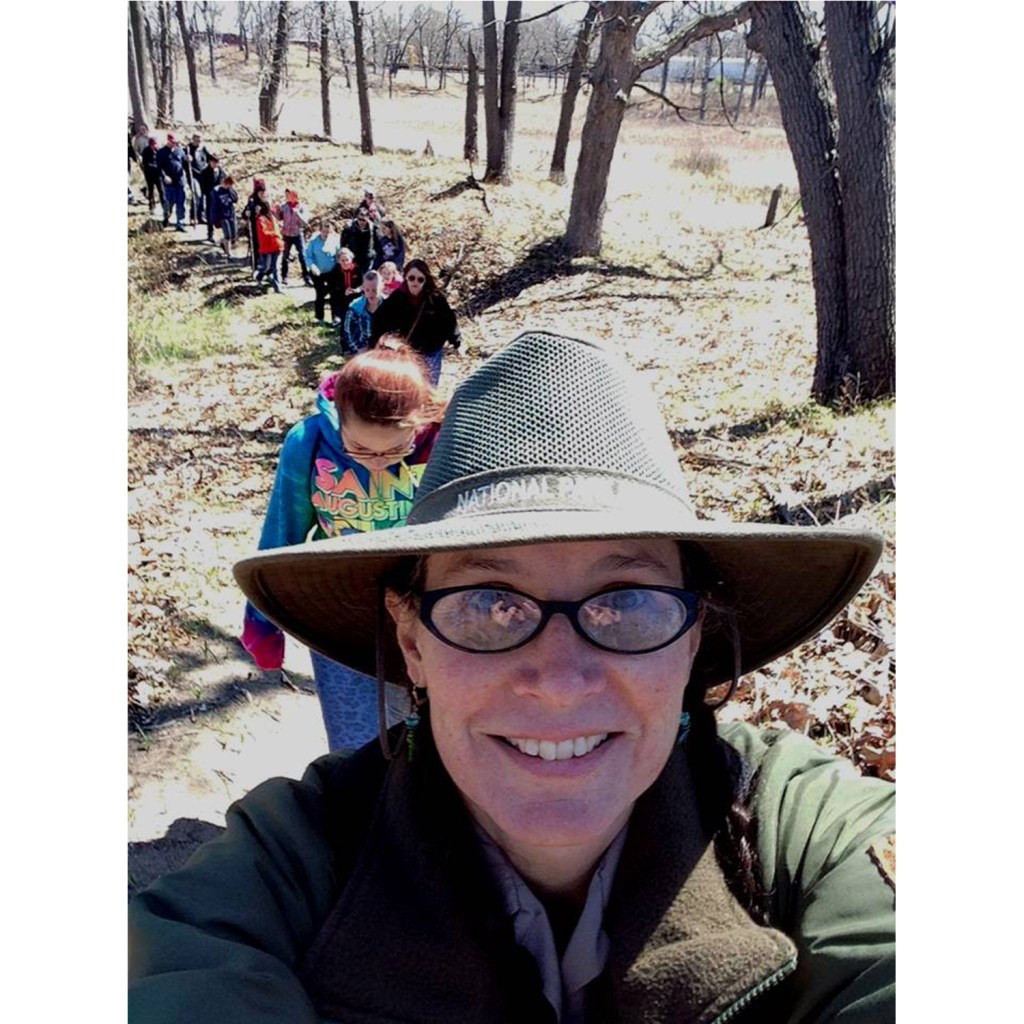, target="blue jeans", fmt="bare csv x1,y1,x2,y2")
310,651,408,752
281,235,310,282
422,348,444,385
256,252,280,289
164,183,186,225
